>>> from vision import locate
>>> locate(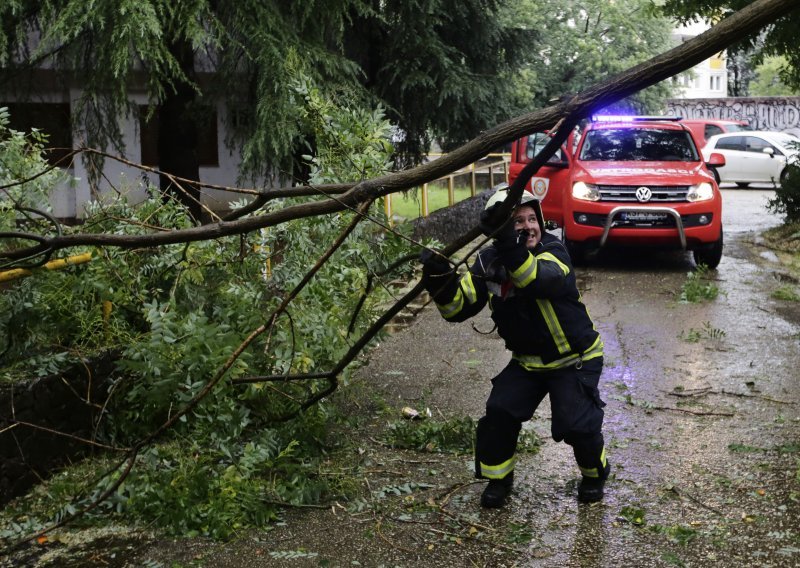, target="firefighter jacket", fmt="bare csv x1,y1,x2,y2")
431,232,603,371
